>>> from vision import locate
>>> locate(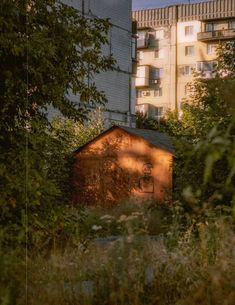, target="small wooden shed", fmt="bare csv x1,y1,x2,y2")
72,126,174,206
